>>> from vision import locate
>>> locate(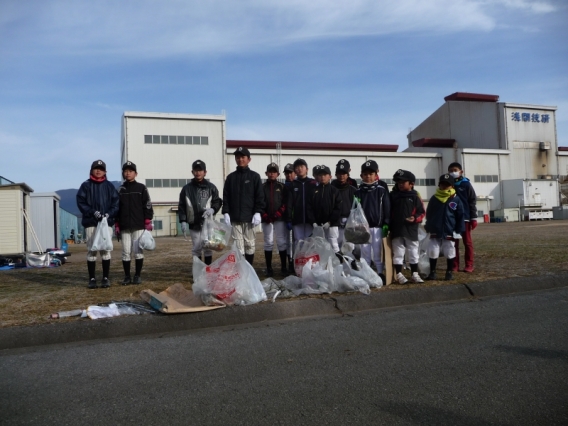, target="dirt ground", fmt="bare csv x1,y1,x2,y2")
1,221,567,328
